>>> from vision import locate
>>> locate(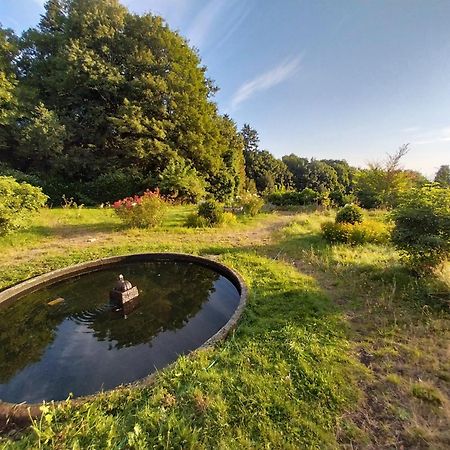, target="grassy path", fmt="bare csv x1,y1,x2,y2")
0,208,449,449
